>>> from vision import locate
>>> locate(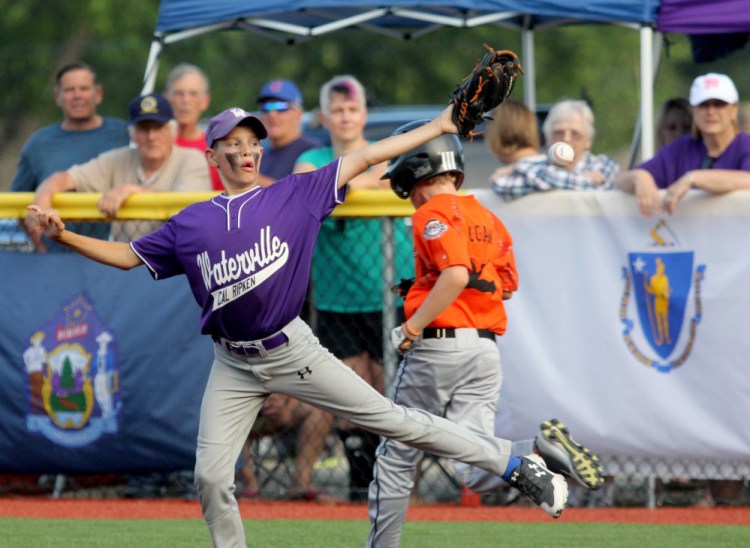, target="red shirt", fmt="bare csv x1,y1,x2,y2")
176,133,223,191
405,193,518,335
